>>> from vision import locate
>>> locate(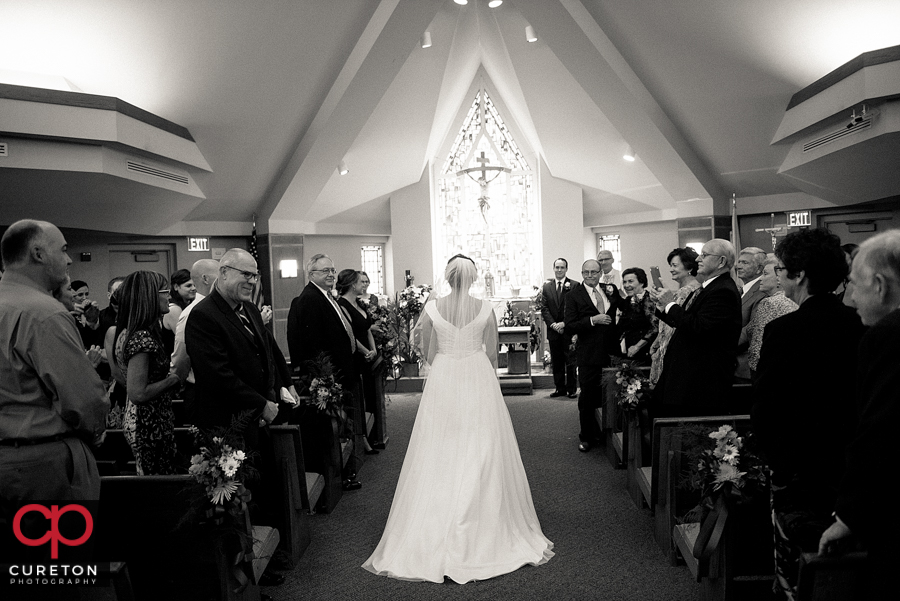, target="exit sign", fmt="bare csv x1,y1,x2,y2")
787,211,811,227
188,237,210,251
